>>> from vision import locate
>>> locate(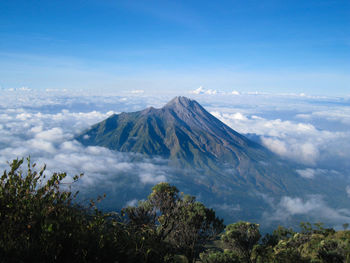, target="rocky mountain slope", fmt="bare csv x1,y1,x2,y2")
77,97,348,226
